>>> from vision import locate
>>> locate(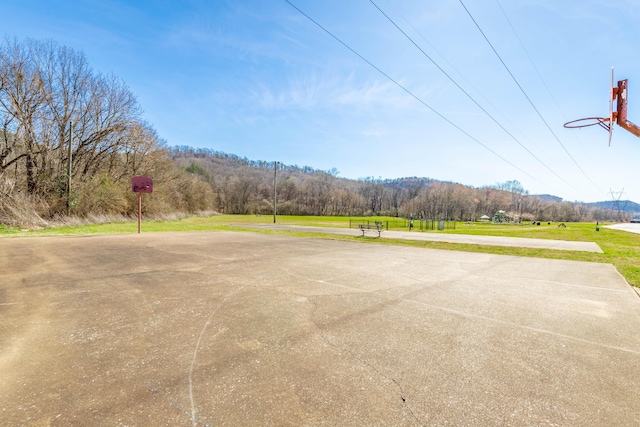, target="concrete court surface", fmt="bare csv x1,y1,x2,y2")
244,224,603,253
1,231,639,426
